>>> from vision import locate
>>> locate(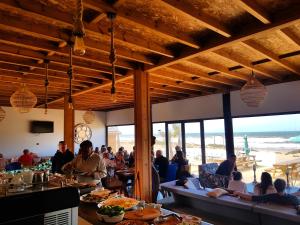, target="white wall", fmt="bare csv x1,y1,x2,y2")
106,80,300,125
0,107,106,158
